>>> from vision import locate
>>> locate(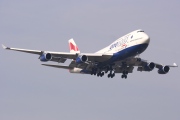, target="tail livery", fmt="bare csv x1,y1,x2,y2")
68,39,80,53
